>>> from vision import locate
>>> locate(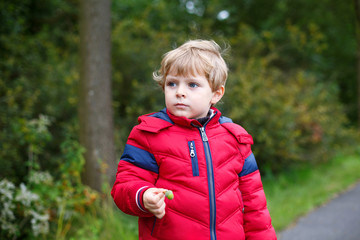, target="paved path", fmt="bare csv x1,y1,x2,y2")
278,182,360,240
